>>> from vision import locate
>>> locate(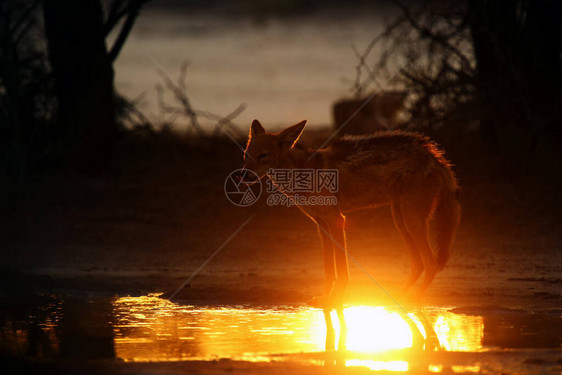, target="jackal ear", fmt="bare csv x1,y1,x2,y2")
276,120,307,149
249,119,266,138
